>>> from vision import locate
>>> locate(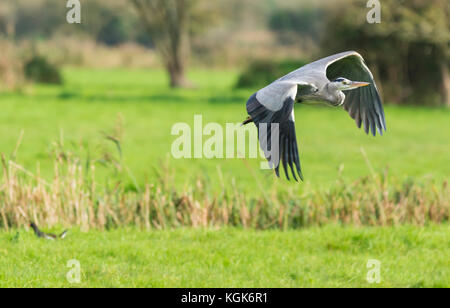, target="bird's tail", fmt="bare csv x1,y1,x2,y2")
59,230,68,239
